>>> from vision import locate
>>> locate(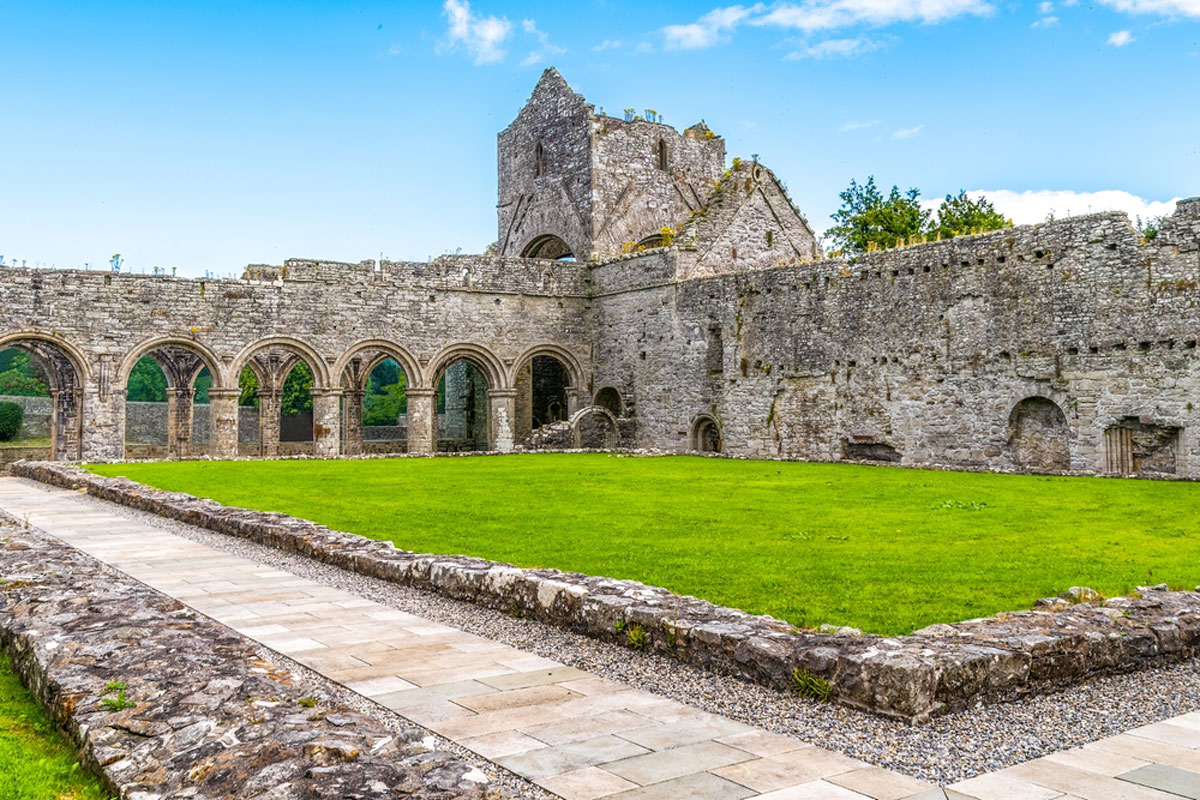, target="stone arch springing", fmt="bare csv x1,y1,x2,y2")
0,331,87,461
1008,396,1070,471
232,337,334,458
570,406,620,449
336,341,421,456
594,386,623,417
521,234,575,261
690,414,722,453
120,337,223,459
